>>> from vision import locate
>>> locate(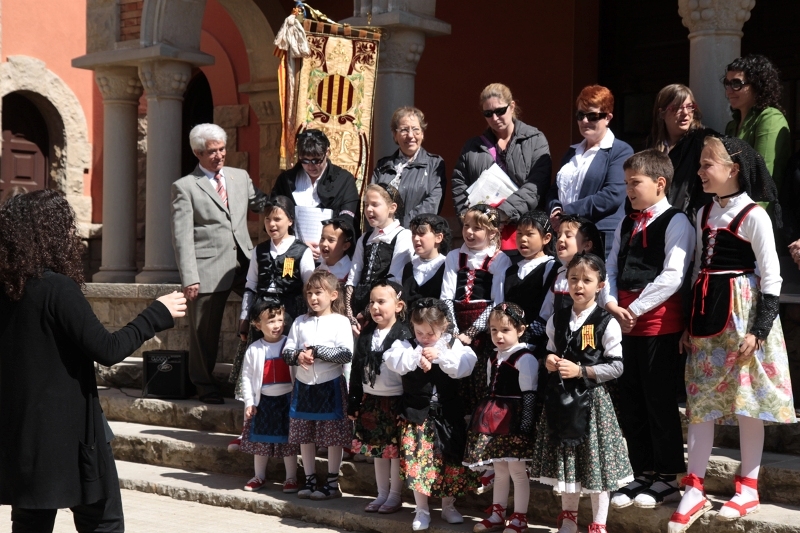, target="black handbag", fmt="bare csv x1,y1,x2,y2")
544,372,593,445
78,367,106,502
